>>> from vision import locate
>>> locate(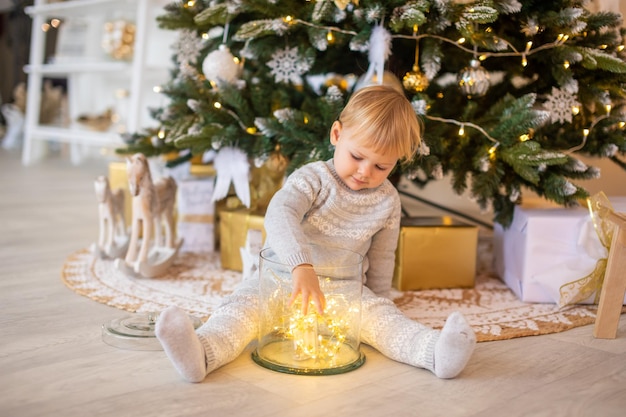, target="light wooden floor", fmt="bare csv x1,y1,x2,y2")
1,147,626,417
